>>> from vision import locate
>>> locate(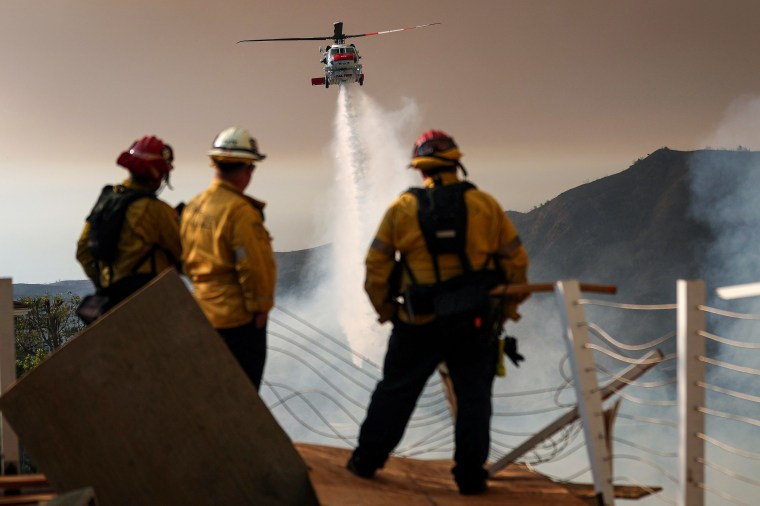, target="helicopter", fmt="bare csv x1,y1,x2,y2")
238,21,440,89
